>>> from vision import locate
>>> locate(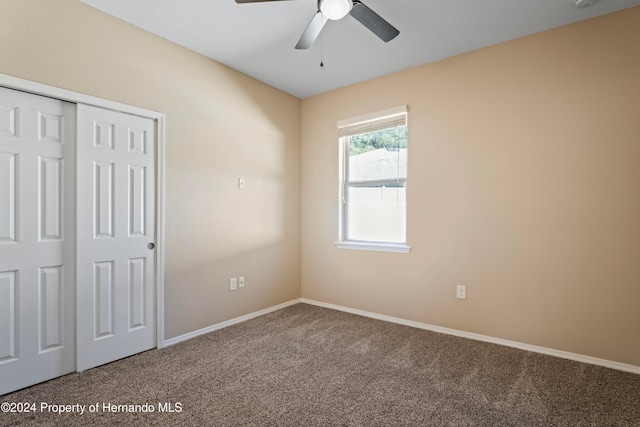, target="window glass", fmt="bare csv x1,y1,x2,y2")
339,109,408,245
348,127,408,181
347,185,407,242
